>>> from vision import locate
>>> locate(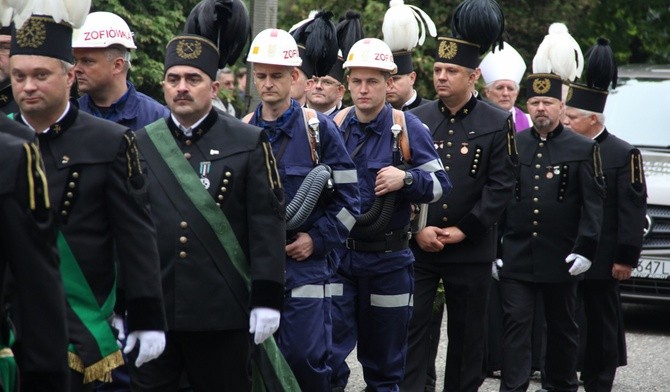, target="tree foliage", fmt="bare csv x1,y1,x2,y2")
89,0,669,103
91,0,200,101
